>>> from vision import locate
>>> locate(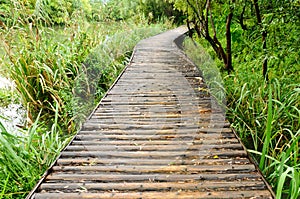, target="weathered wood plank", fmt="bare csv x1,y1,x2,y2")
45,173,262,182
70,138,239,146
81,124,233,132
64,144,243,151
74,134,236,141
33,190,273,199
56,157,250,166
27,27,274,199
51,164,256,174
39,181,266,192
91,113,225,119
79,128,232,134
60,150,248,159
